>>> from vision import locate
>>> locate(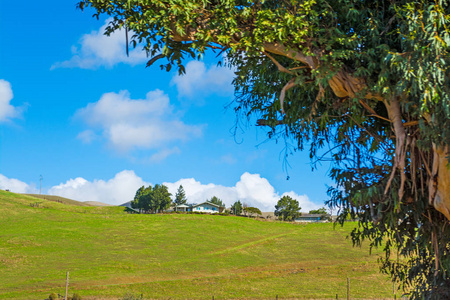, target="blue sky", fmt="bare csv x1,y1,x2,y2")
0,1,332,211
